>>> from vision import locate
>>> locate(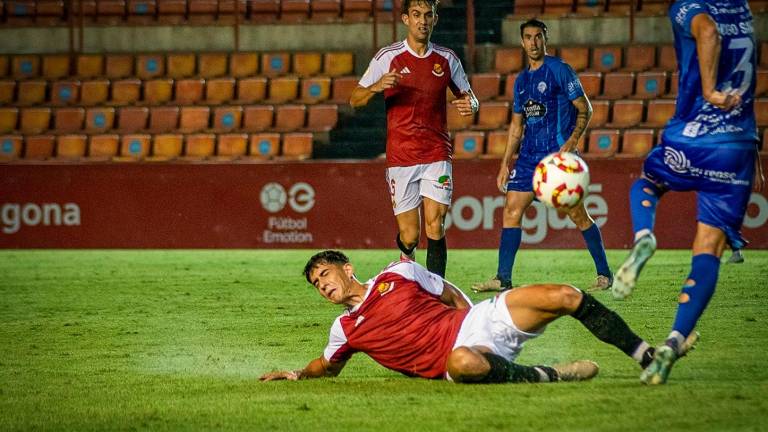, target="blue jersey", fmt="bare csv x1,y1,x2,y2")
513,56,584,154
664,0,758,147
